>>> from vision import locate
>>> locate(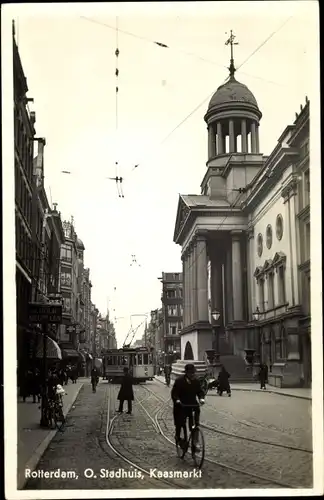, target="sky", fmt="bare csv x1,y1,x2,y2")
5,1,318,348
